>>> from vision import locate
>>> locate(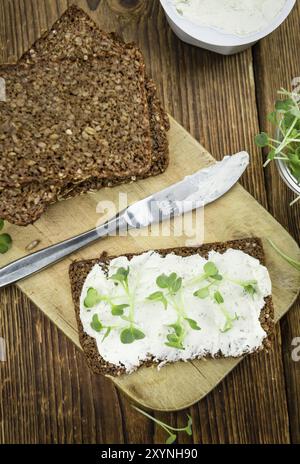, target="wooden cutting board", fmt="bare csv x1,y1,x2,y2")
1,117,299,411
